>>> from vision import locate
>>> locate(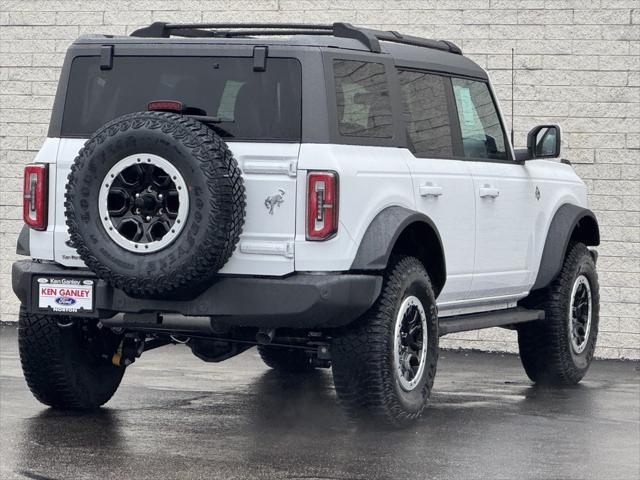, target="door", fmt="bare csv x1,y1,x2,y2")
397,70,476,304
451,77,535,298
